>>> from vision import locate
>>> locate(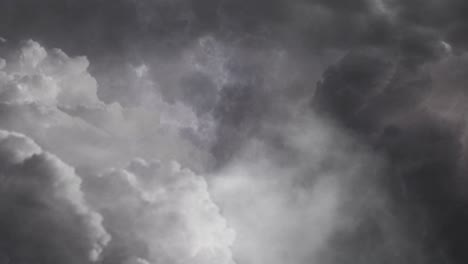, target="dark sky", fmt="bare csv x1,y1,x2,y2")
0,1,468,264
